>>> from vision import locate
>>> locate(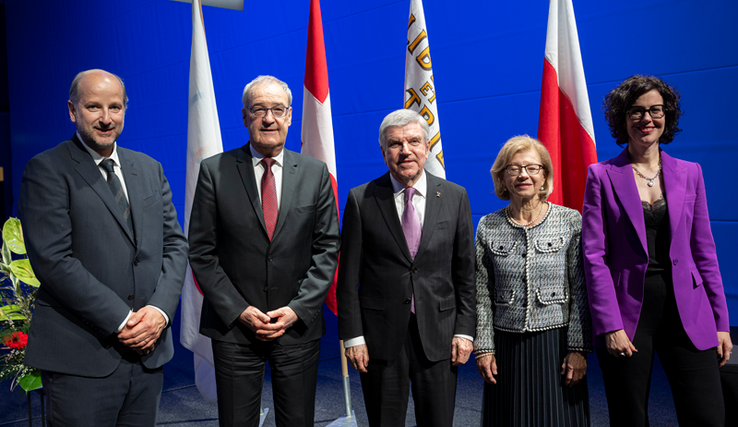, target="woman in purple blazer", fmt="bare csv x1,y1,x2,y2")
582,75,733,426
